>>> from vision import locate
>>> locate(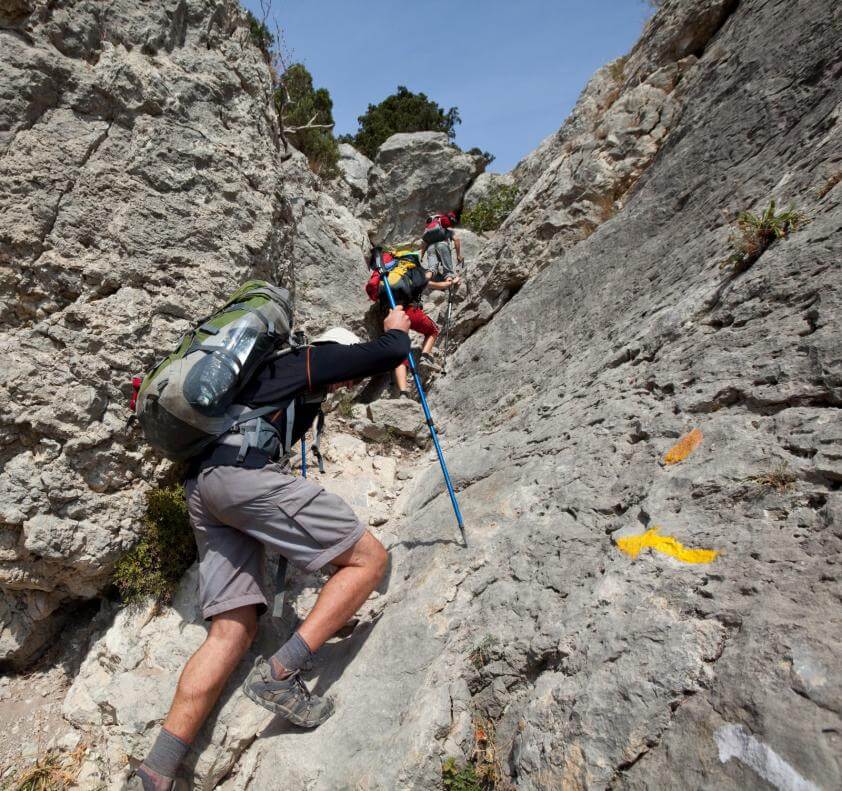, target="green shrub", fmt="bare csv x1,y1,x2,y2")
113,486,195,605
461,184,520,234
276,63,340,179
468,148,495,167
245,10,273,59
721,199,804,275
342,86,461,160
442,758,483,791
336,393,356,418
